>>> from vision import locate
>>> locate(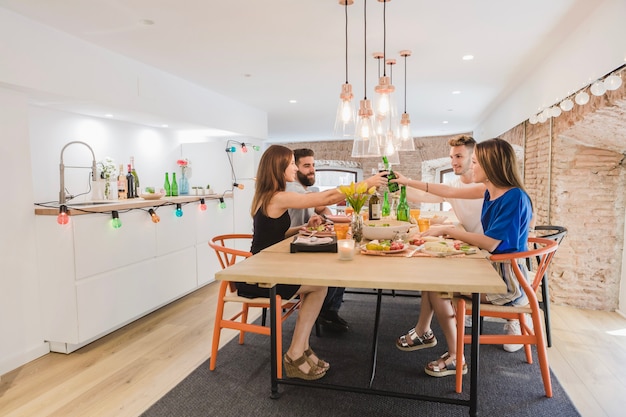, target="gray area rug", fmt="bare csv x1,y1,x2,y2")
143,291,580,417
